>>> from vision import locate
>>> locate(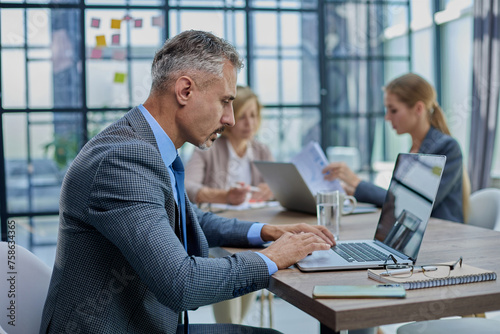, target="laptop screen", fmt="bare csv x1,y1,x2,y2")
374,153,446,260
